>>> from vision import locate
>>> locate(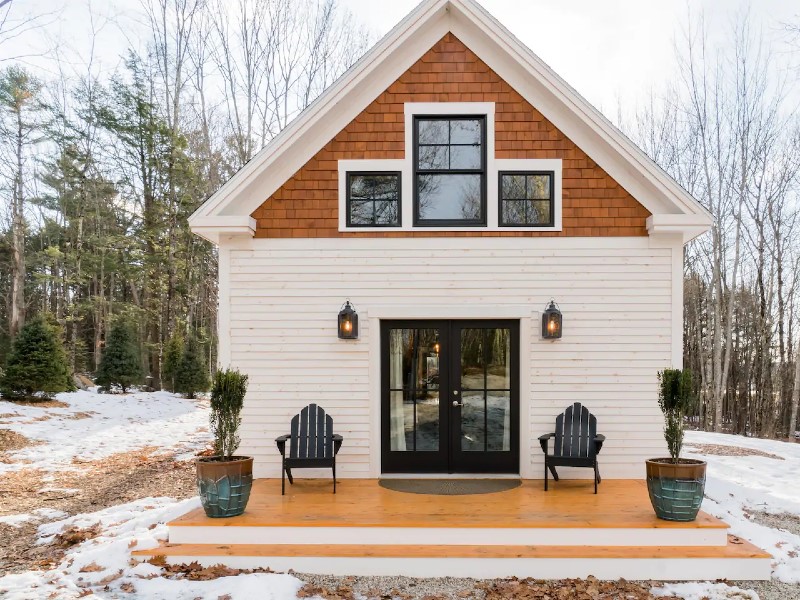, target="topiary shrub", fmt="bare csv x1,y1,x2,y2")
175,335,210,399
95,320,143,393
1,316,71,400
657,368,694,463
209,368,249,459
